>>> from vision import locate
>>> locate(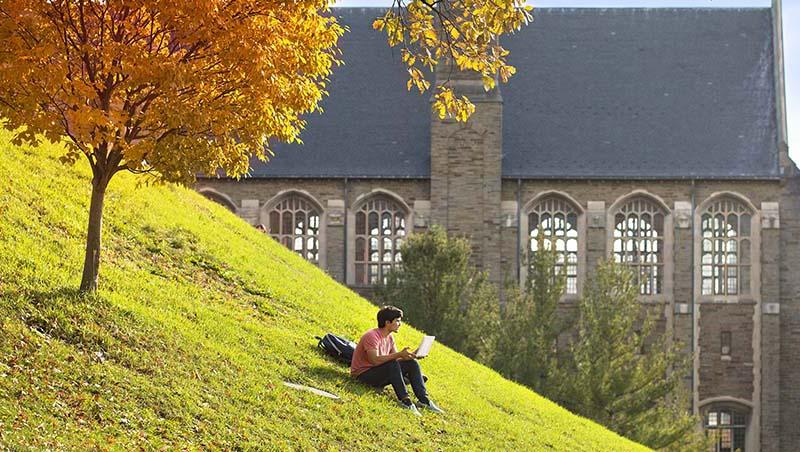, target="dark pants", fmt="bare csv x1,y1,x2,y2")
357,359,429,405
